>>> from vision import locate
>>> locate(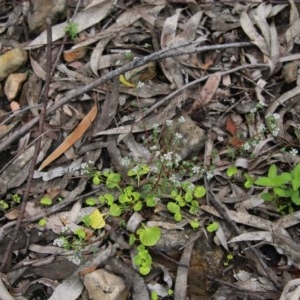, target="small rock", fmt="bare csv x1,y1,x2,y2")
282,62,299,83
160,114,206,160
83,269,127,300
4,73,28,100
0,48,28,81
28,0,67,34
